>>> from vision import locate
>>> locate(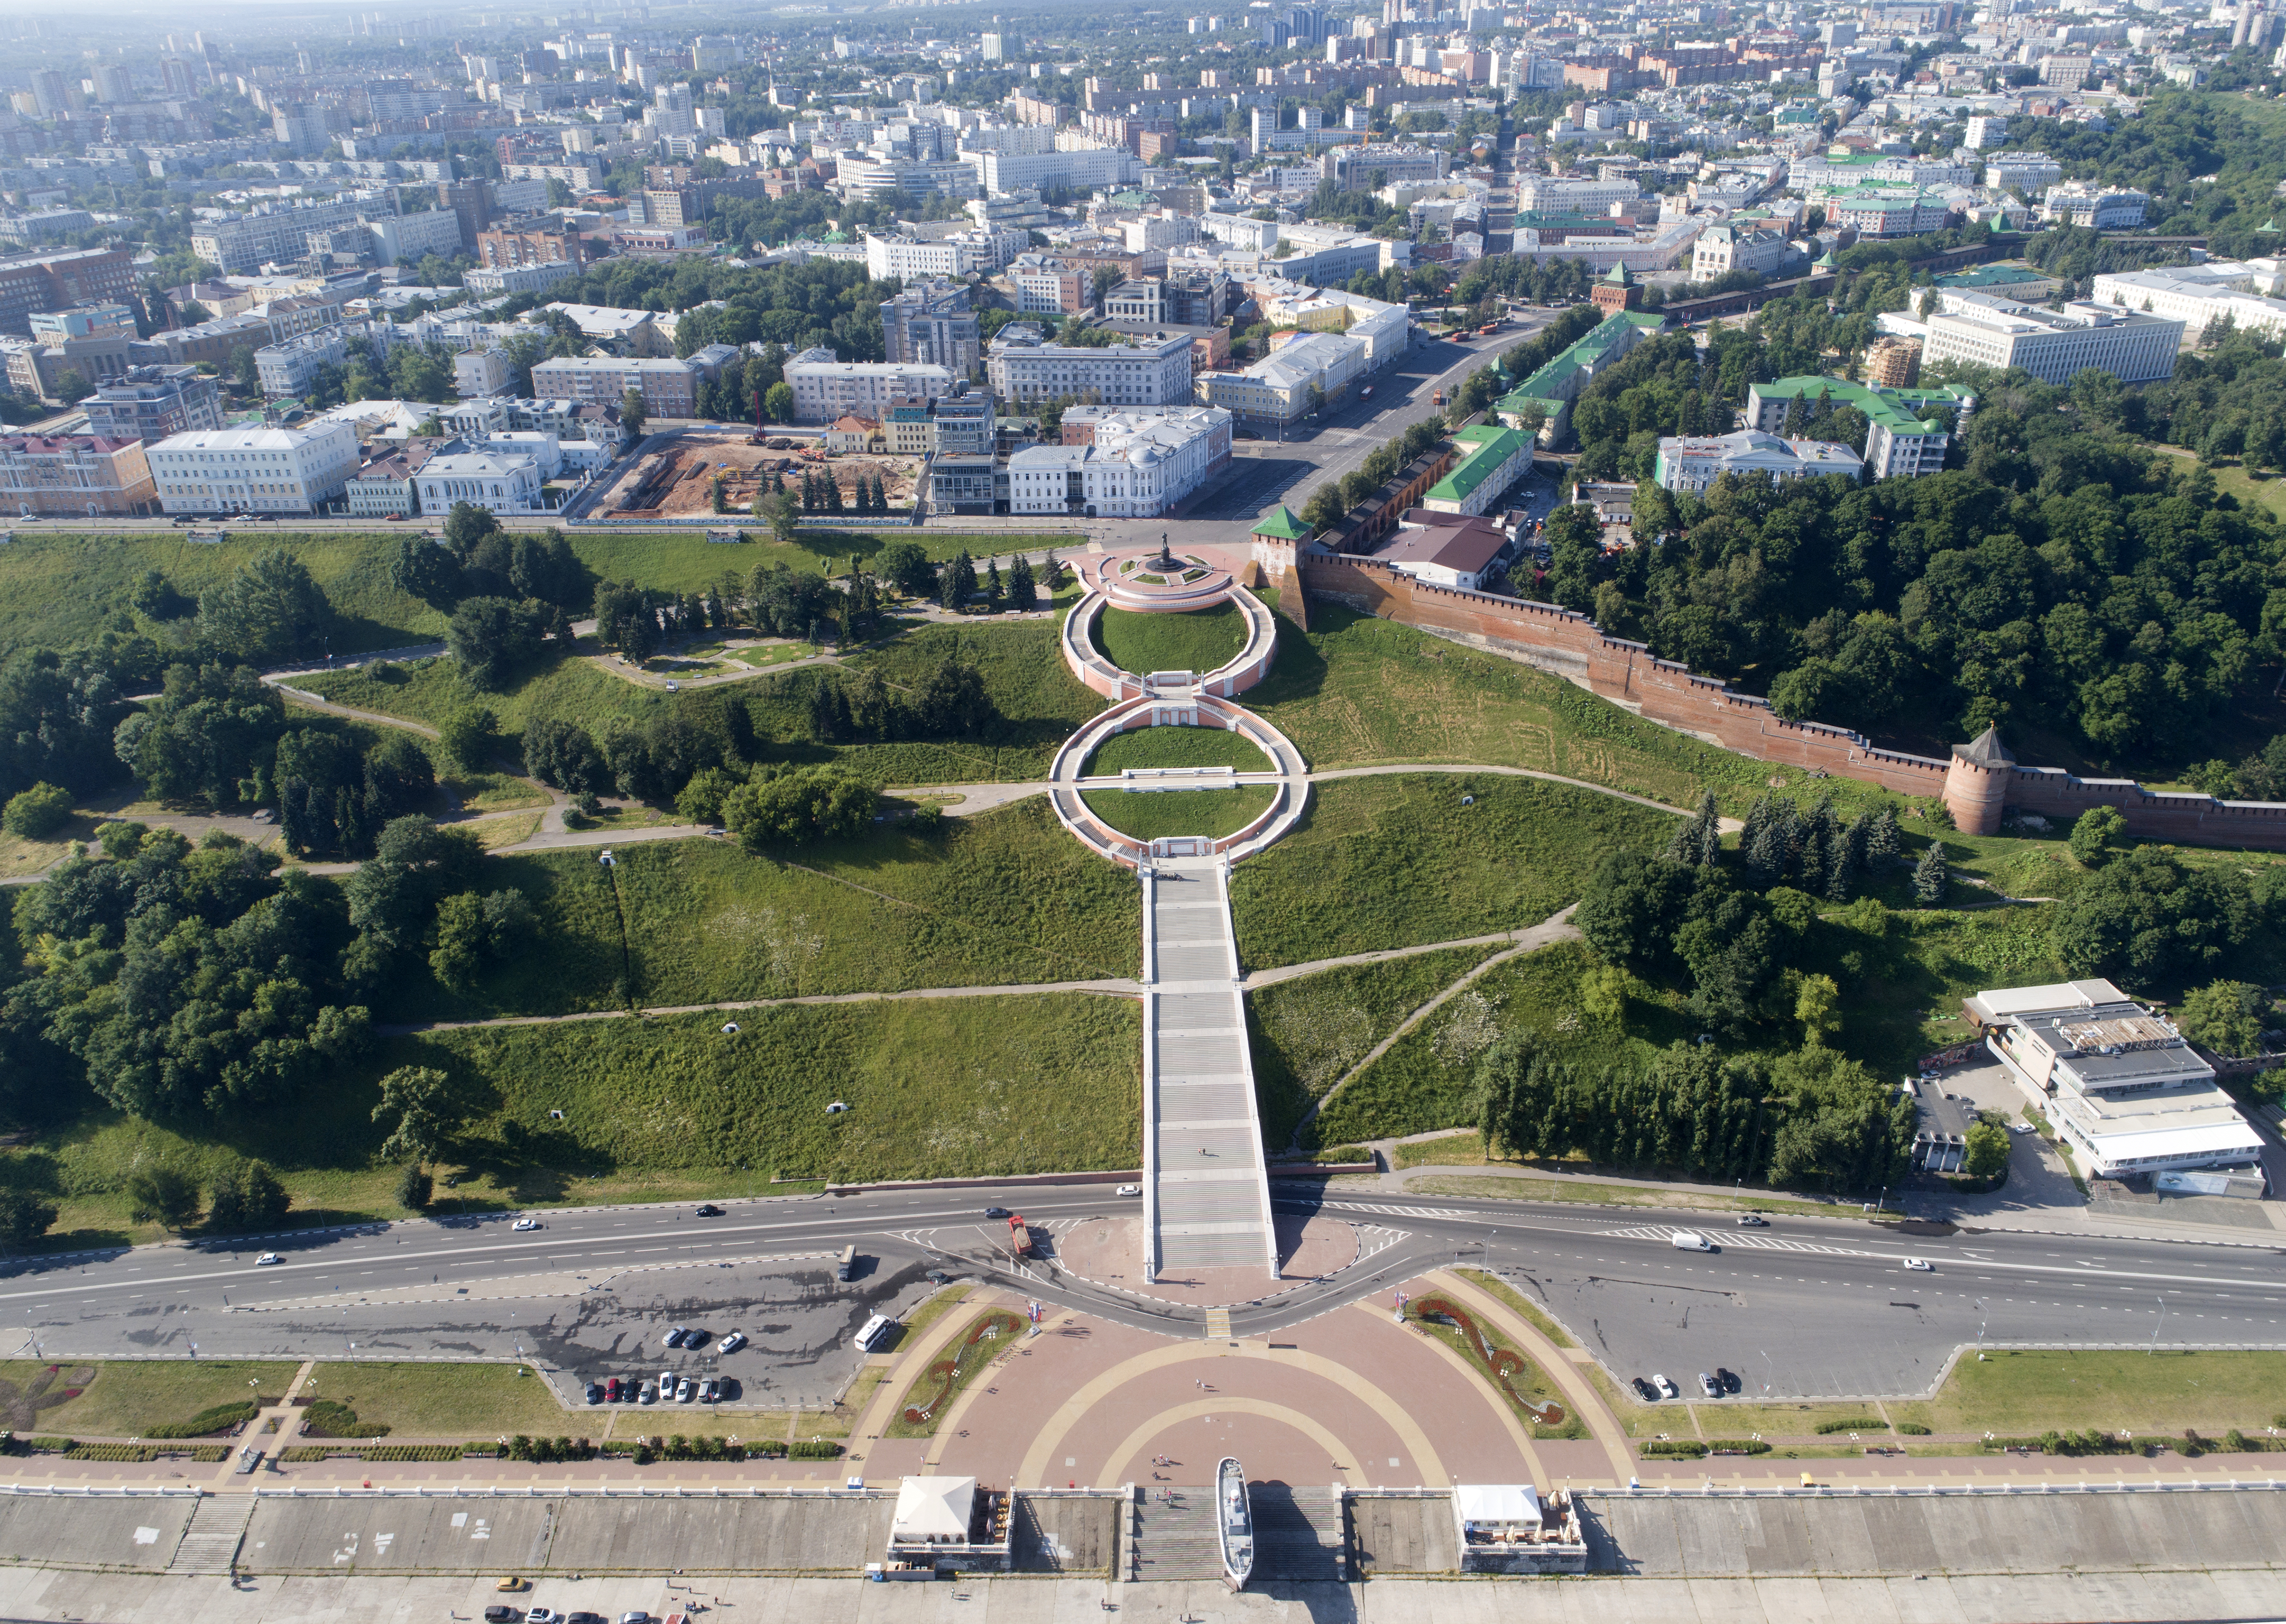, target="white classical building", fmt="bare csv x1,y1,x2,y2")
986,328,1193,408
1195,330,1366,423
1006,404,1232,518
149,422,361,514
1921,293,2183,384
863,230,1022,281
2043,181,2148,229
414,448,547,515
783,346,956,423
1253,283,1410,371
1967,980,2265,1182
2089,259,2286,341
1690,224,1791,281
1652,429,1863,493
